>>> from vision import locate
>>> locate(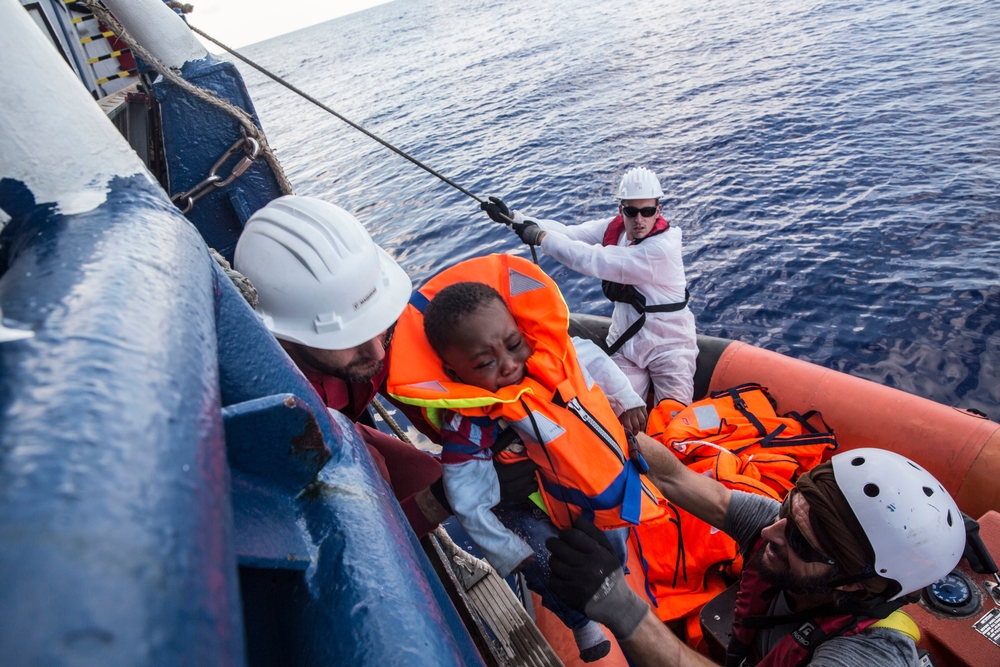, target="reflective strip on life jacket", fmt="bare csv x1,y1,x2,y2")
385,253,668,530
